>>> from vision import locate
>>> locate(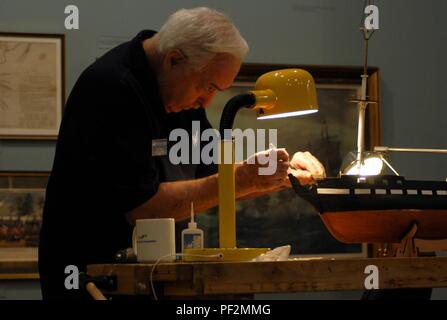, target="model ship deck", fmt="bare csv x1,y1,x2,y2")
289,174,447,243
